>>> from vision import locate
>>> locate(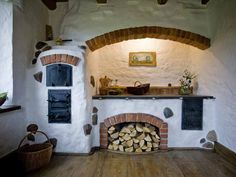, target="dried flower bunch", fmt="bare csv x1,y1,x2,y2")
180,70,197,87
